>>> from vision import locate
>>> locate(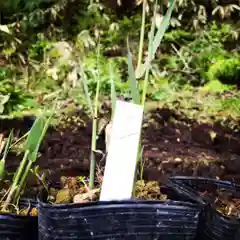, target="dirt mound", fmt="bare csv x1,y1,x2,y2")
143,108,240,183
